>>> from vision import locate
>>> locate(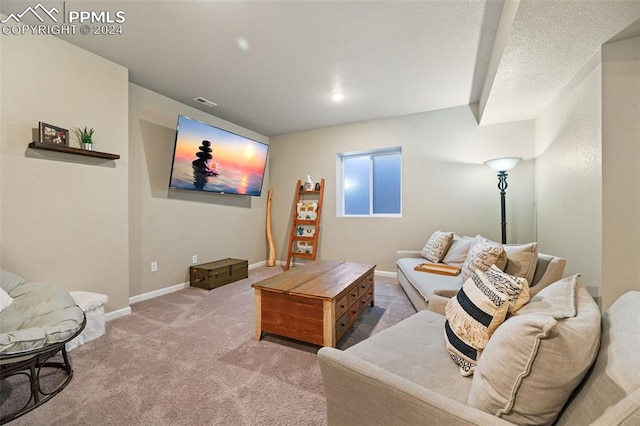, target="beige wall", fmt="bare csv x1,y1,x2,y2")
602,36,640,310
269,105,536,272
128,84,270,297
0,33,130,312
534,53,603,300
